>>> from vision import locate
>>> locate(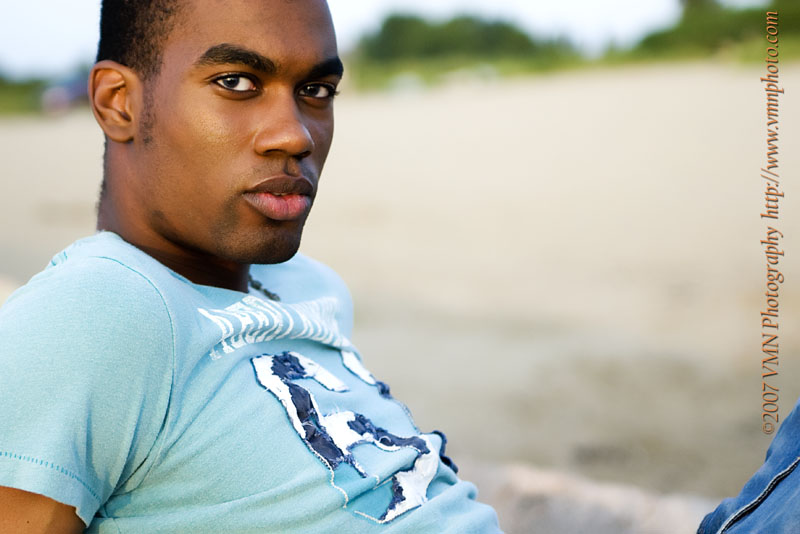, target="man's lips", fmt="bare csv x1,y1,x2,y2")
243,175,315,222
